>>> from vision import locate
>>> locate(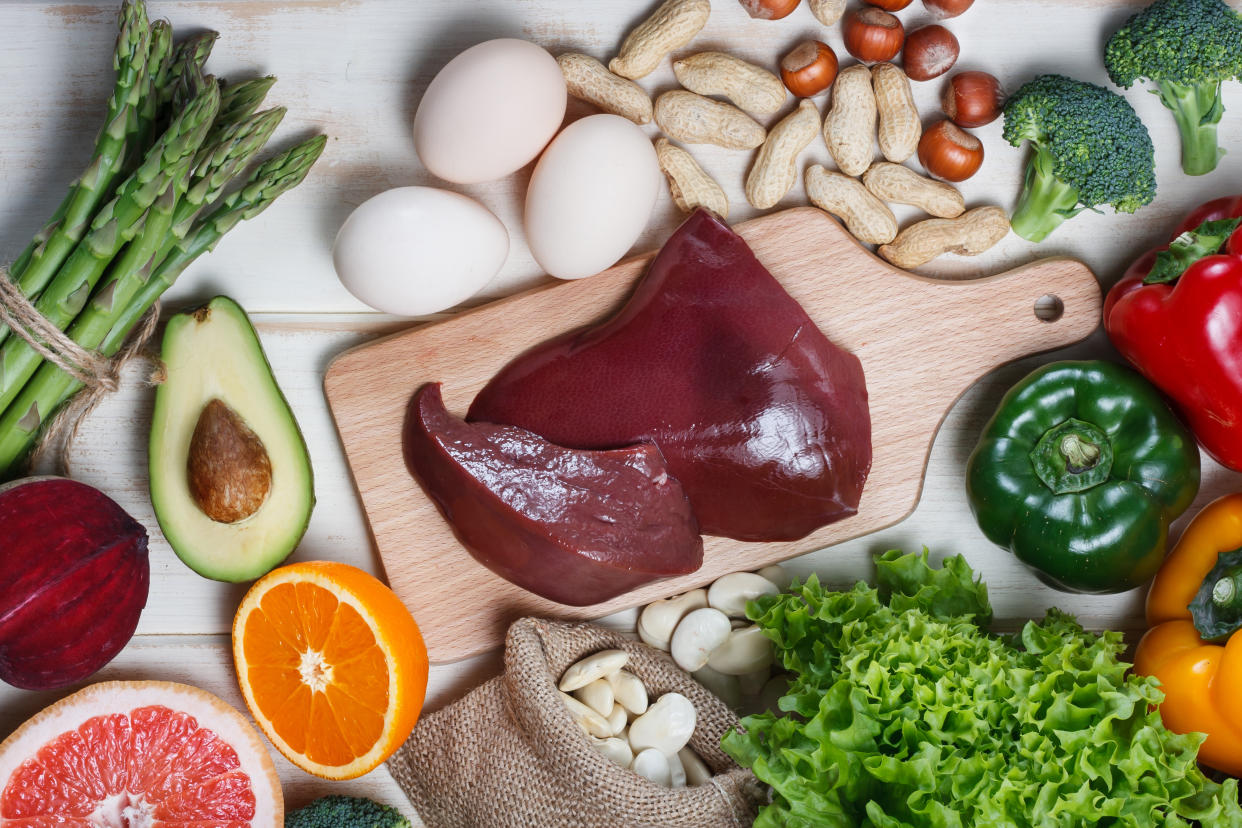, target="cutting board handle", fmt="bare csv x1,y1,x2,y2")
899,257,1102,374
